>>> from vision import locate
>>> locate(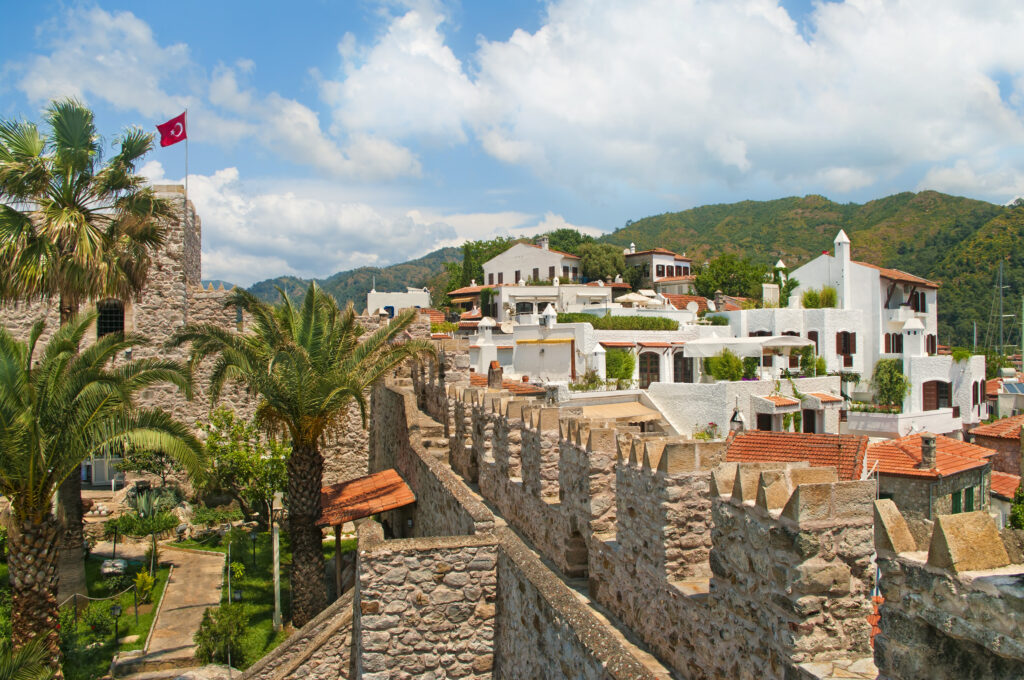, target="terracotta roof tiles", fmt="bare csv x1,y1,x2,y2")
419,308,446,324
866,434,994,479
991,471,1021,501
663,294,709,313
317,469,415,527
762,395,800,407
725,430,869,481
854,261,939,289
808,392,844,403
970,414,1024,441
